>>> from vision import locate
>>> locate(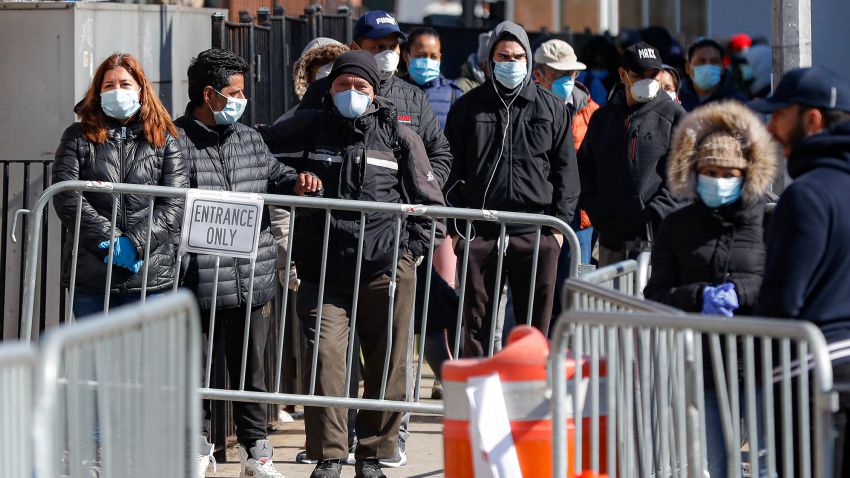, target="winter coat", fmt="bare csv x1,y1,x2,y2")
403,74,462,130
52,121,188,293
175,108,299,311
757,121,850,344
258,97,446,287
678,71,748,112
578,88,686,250
568,83,599,230
444,21,580,237
292,43,349,100
295,74,453,188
